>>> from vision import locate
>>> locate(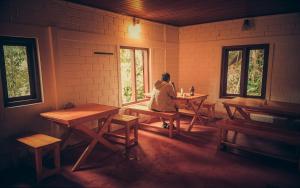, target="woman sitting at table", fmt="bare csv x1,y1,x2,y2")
148,72,177,128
